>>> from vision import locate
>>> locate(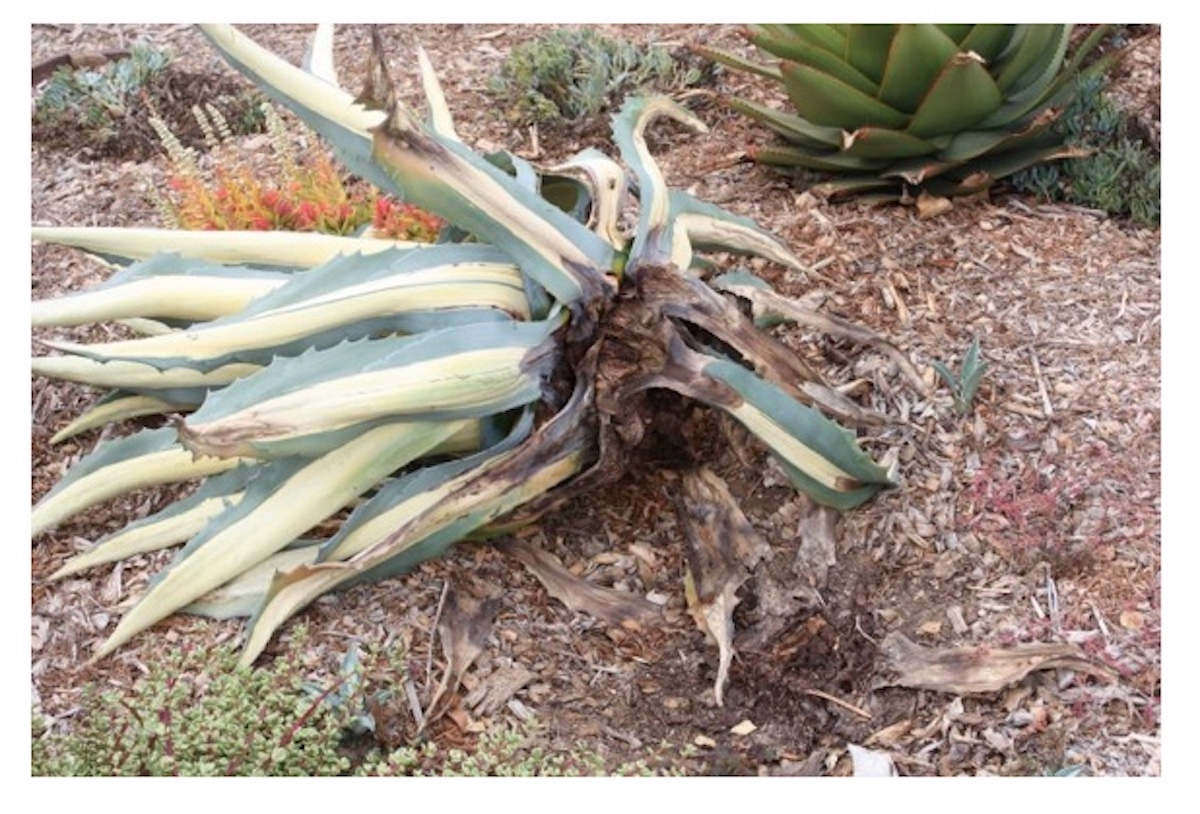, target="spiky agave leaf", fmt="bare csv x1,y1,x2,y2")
668,190,808,273
177,319,559,459
365,32,616,308
31,428,247,538
45,246,533,372
50,392,195,444
711,271,929,394
704,358,895,509
30,355,261,403
238,378,594,665
49,465,259,579
32,226,416,269
302,23,338,85
183,546,322,620
611,96,708,269
197,24,389,191
202,24,616,309
641,339,895,510
545,149,630,251
416,43,459,141
92,419,473,661
232,411,537,660
31,253,288,328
